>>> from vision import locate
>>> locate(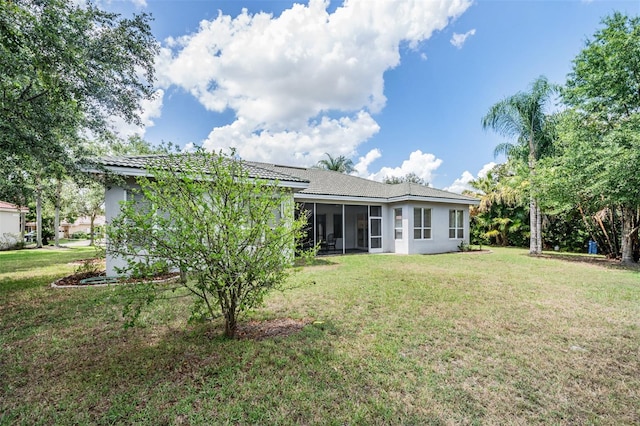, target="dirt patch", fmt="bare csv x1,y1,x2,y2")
235,318,313,340
457,249,492,255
